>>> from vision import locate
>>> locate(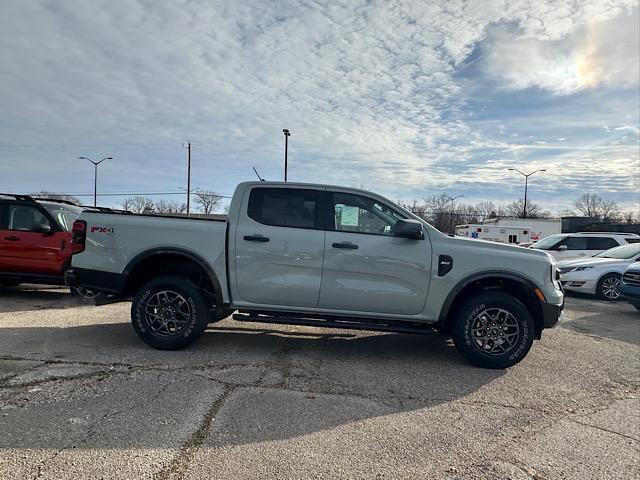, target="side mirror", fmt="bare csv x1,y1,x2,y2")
392,219,424,240
36,223,52,234
556,244,568,251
